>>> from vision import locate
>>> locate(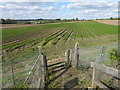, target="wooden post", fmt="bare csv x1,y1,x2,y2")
65,49,70,67
38,46,42,55
38,46,47,88
40,54,45,88
91,68,97,88
43,54,48,71
73,42,79,67
69,49,73,67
